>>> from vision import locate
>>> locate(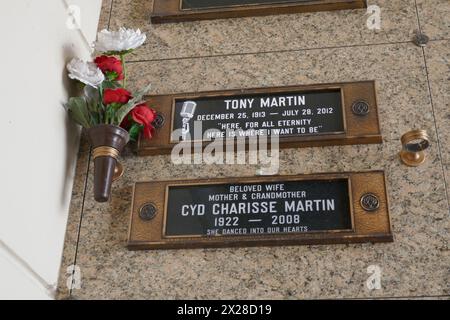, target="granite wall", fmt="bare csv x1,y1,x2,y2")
57,0,449,299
